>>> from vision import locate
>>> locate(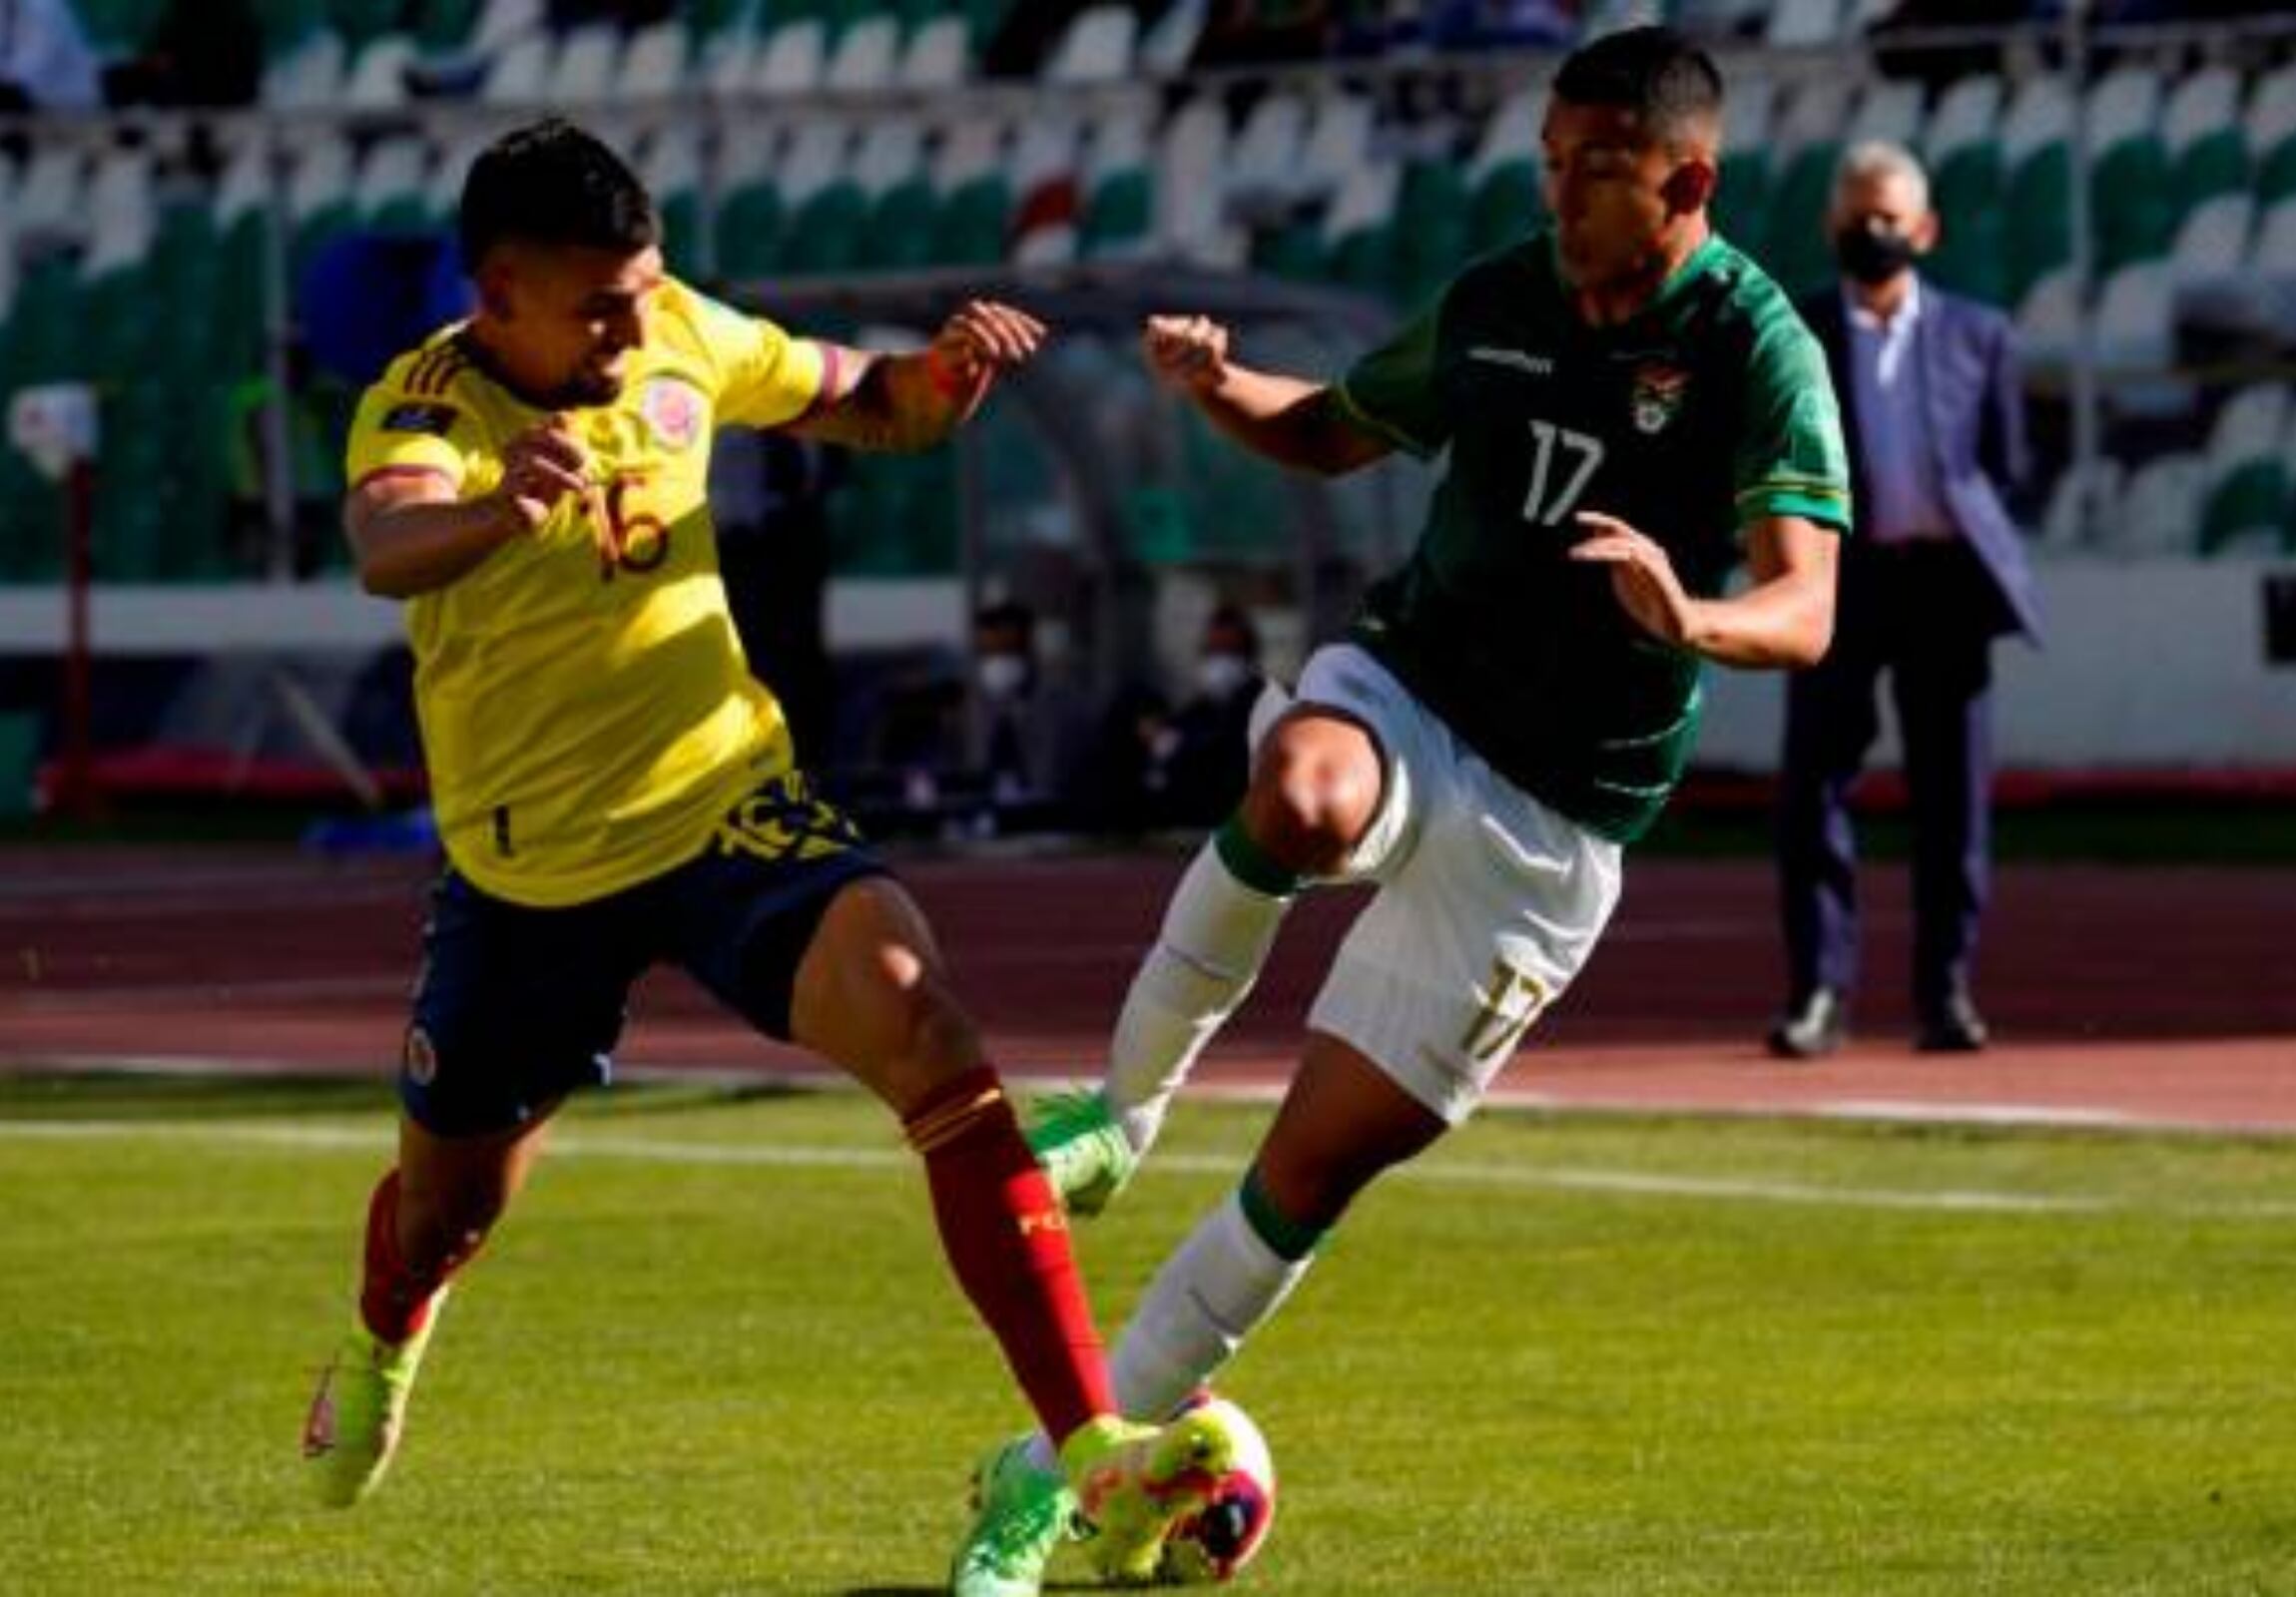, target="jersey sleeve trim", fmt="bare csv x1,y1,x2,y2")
352,463,457,494
786,340,842,427
1736,485,1852,532
1331,379,1436,458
